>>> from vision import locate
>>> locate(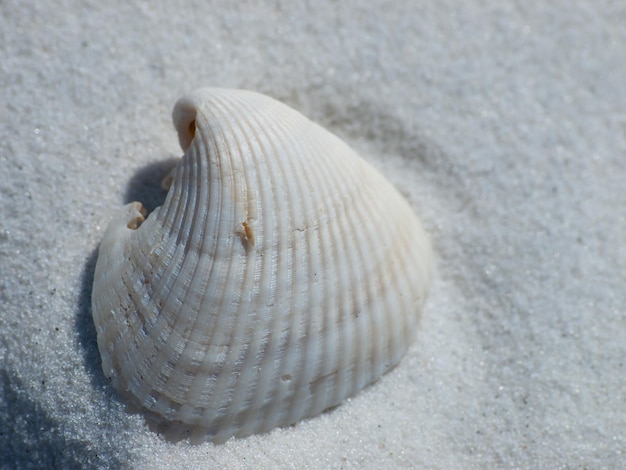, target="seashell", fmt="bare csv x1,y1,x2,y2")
92,88,433,443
